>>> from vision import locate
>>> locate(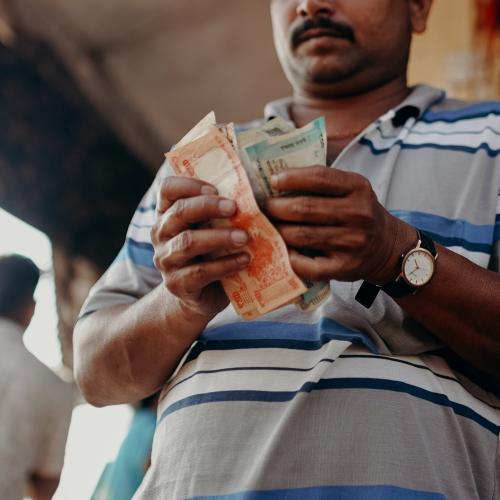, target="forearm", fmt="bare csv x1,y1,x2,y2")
74,285,212,406
398,244,500,376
